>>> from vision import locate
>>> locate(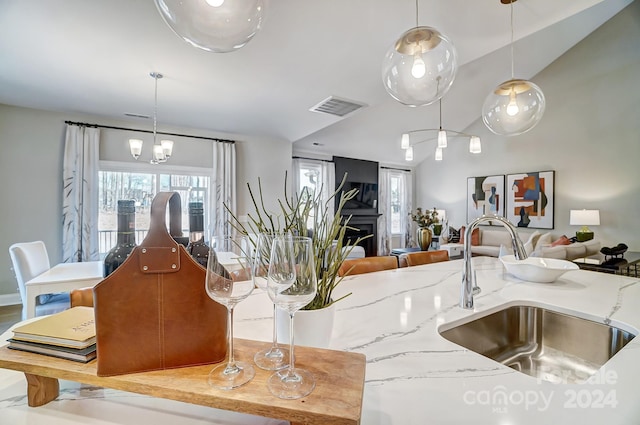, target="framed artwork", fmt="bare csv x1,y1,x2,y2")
466,175,505,223
506,171,555,229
